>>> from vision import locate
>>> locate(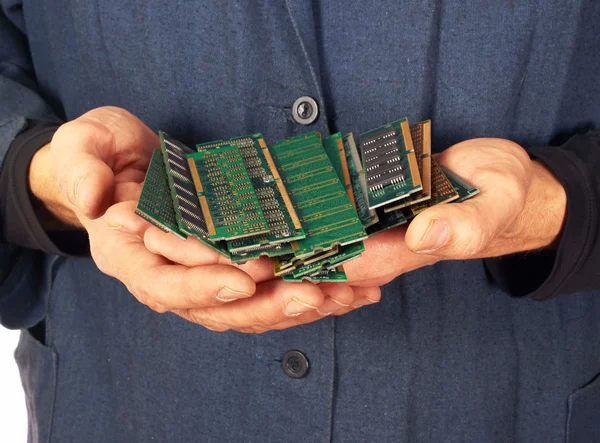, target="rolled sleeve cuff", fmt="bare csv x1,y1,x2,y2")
485,131,599,301
0,121,89,255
